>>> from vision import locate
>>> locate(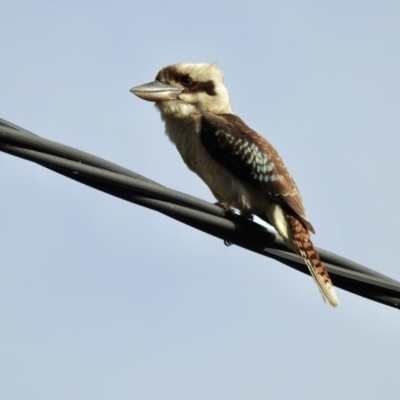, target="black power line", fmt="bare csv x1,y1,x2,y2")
1,117,399,309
